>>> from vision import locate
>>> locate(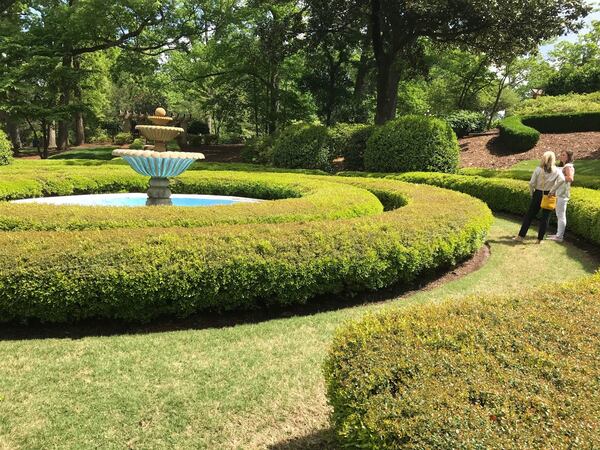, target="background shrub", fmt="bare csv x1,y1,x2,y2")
272,123,332,171
325,275,600,449
364,115,459,173
327,123,367,158
342,125,375,171
496,116,540,152
242,135,275,164
113,132,133,146
129,138,145,150
442,110,487,137
0,130,13,166
187,134,204,147
187,120,210,135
